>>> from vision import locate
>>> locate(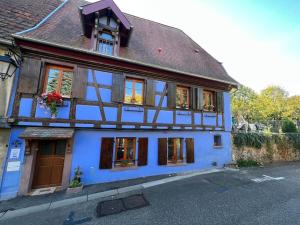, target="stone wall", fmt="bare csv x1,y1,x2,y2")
232,144,300,164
